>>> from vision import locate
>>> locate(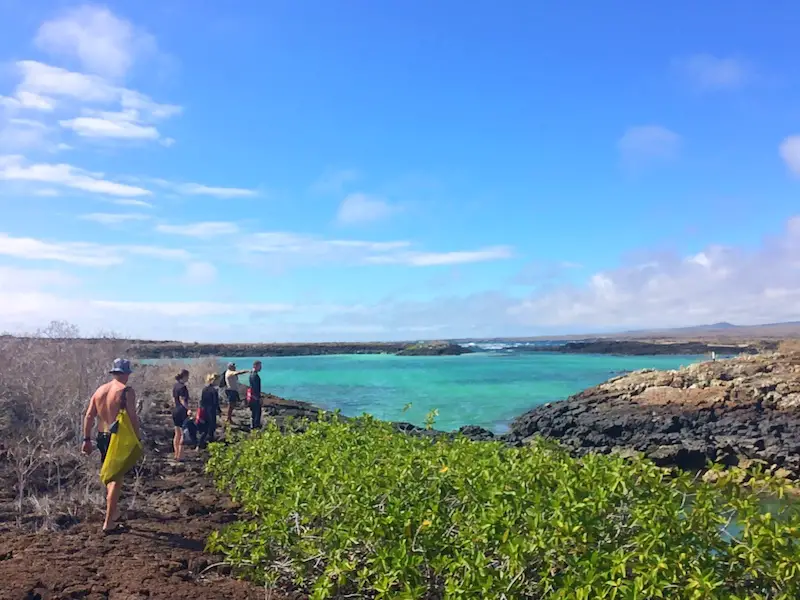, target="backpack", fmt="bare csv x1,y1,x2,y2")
218,371,227,389
182,418,198,447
